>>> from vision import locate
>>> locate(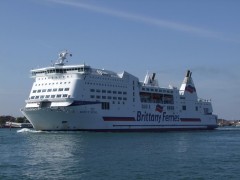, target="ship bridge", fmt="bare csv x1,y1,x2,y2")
31,64,92,77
